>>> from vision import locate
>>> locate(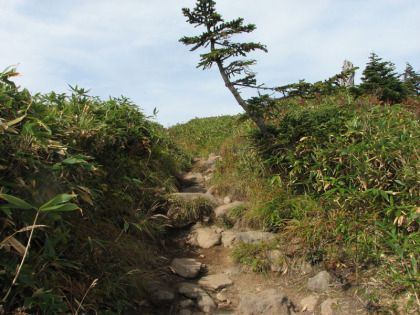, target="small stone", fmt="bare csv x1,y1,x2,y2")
171,258,203,279
199,254,206,259
196,228,222,249
238,289,295,315
300,295,319,312
178,282,217,313
216,292,227,302
223,196,232,204
216,228,224,234
198,274,233,291
299,259,313,275
307,271,330,293
320,298,339,315
267,250,285,272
